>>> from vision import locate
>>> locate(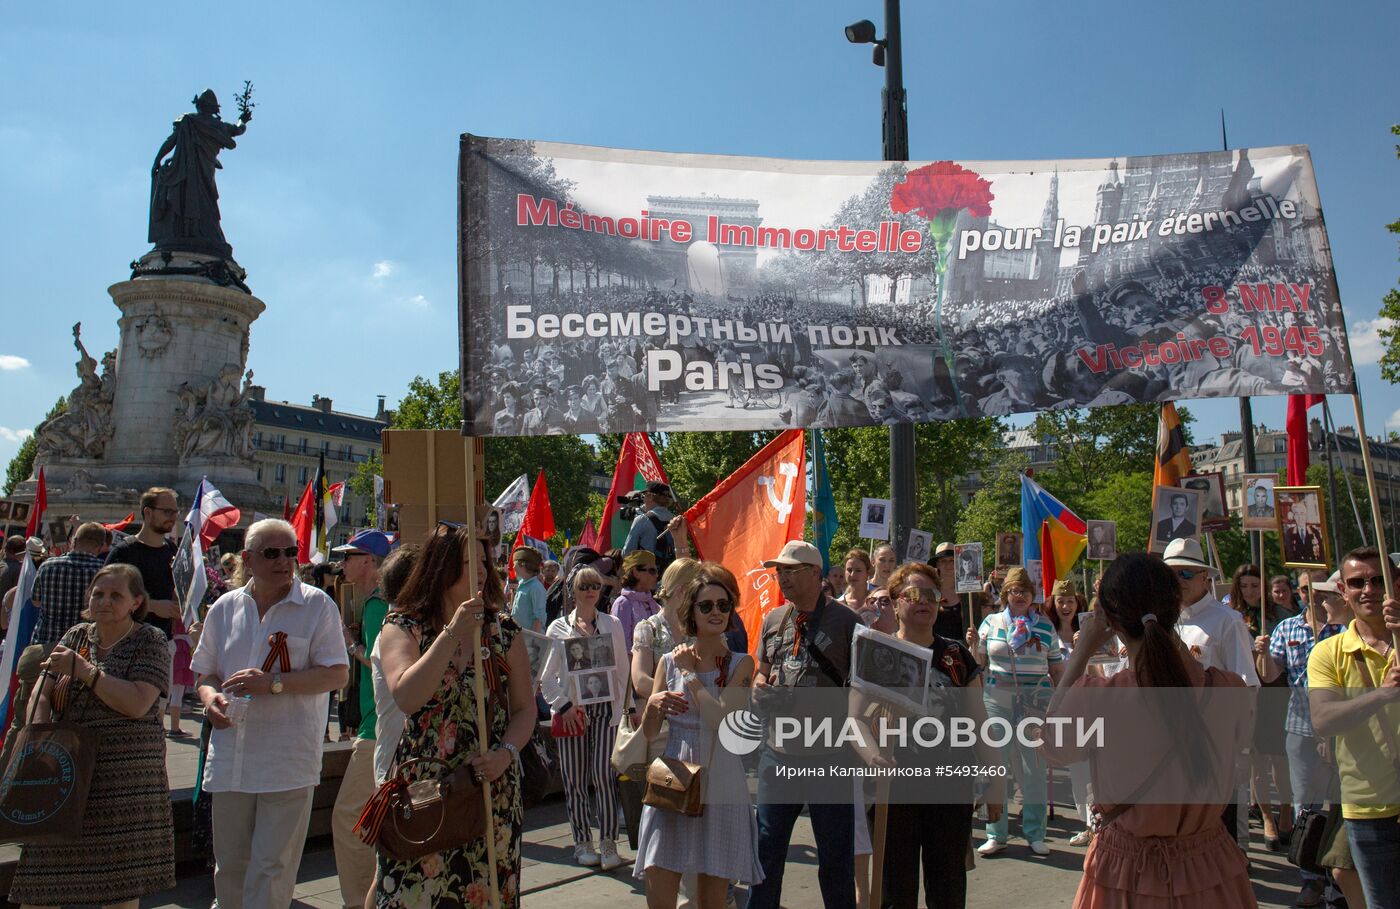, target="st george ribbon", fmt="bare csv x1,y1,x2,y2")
458,135,1354,436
